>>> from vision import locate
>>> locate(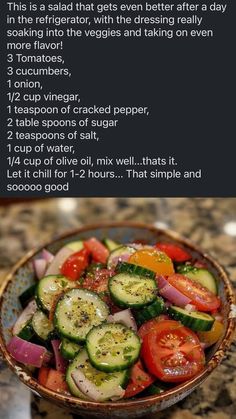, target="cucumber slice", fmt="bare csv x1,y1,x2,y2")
86,323,141,372
32,310,54,341
19,284,37,308
66,350,89,399
17,321,35,341
116,262,156,280
135,297,165,325
103,238,120,252
66,240,84,252
109,273,157,308
54,288,109,343
60,338,81,360
177,265,217,295
140,380,172,397
169,306,215,331
107,246,136,269
67,349,129,402
140,383,164,396
36,275,76,313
